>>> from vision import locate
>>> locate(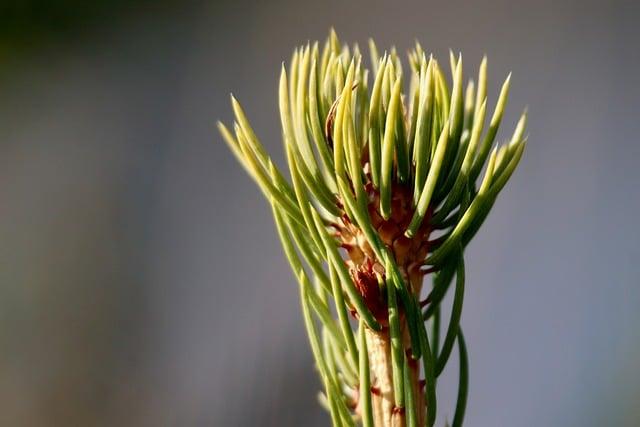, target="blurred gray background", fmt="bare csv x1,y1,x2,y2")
1,0,639,425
